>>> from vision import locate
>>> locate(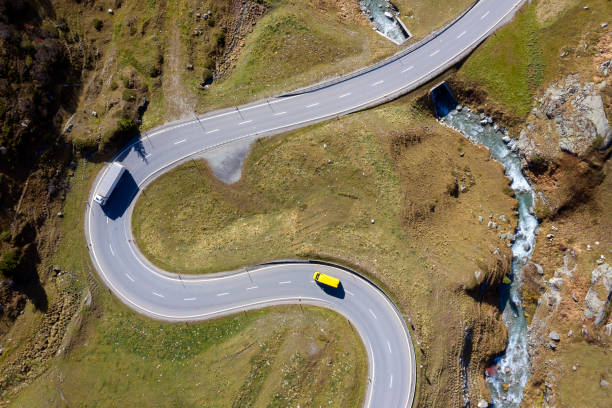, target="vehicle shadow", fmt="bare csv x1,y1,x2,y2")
316,281,345,299
102,171,139,220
